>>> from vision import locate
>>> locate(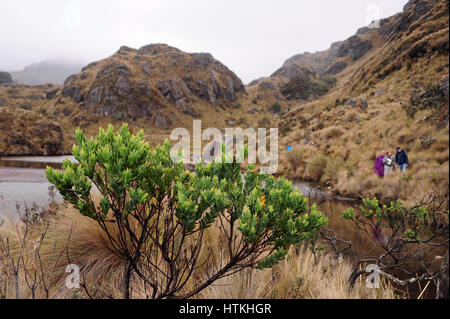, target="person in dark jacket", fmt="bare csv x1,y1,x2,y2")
395,146,409,172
